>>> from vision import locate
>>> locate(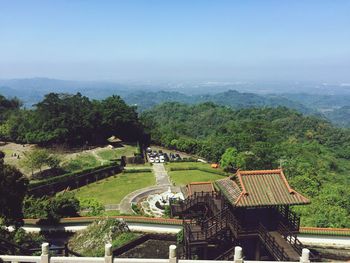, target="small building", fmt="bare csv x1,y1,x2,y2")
170,169,314,261
107,136,123,148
